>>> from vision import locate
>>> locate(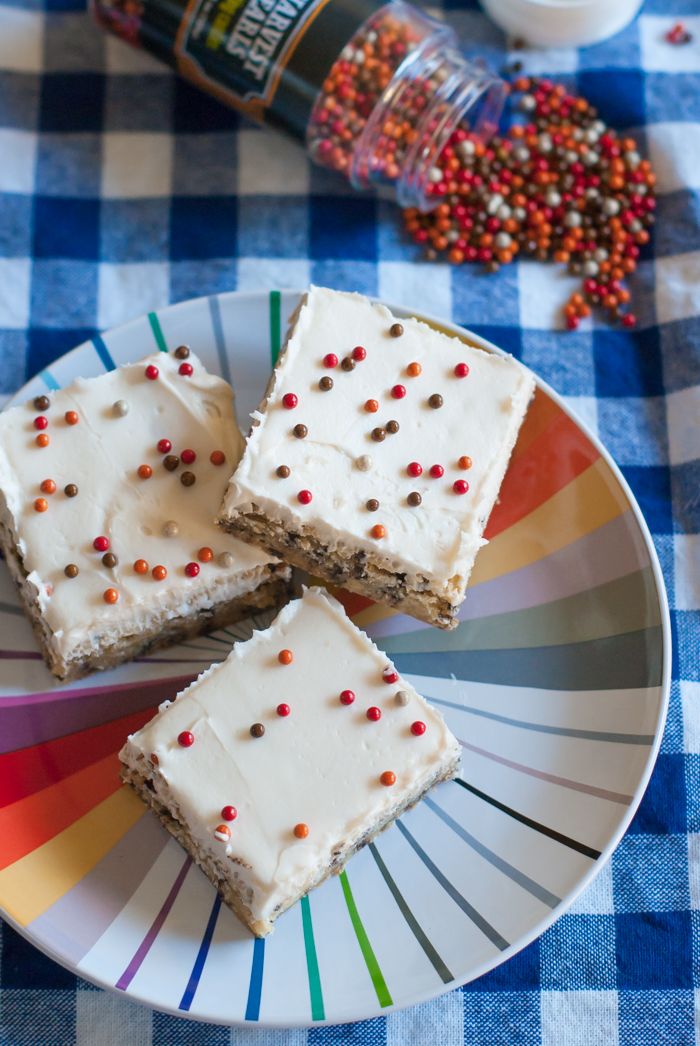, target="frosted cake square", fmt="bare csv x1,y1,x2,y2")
120,586,461,937
218,287,535,629
0,349,290,680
